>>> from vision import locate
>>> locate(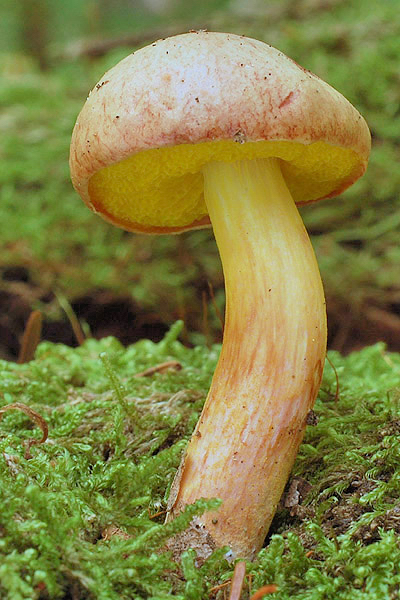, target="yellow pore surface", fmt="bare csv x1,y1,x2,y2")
88,139,360,231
